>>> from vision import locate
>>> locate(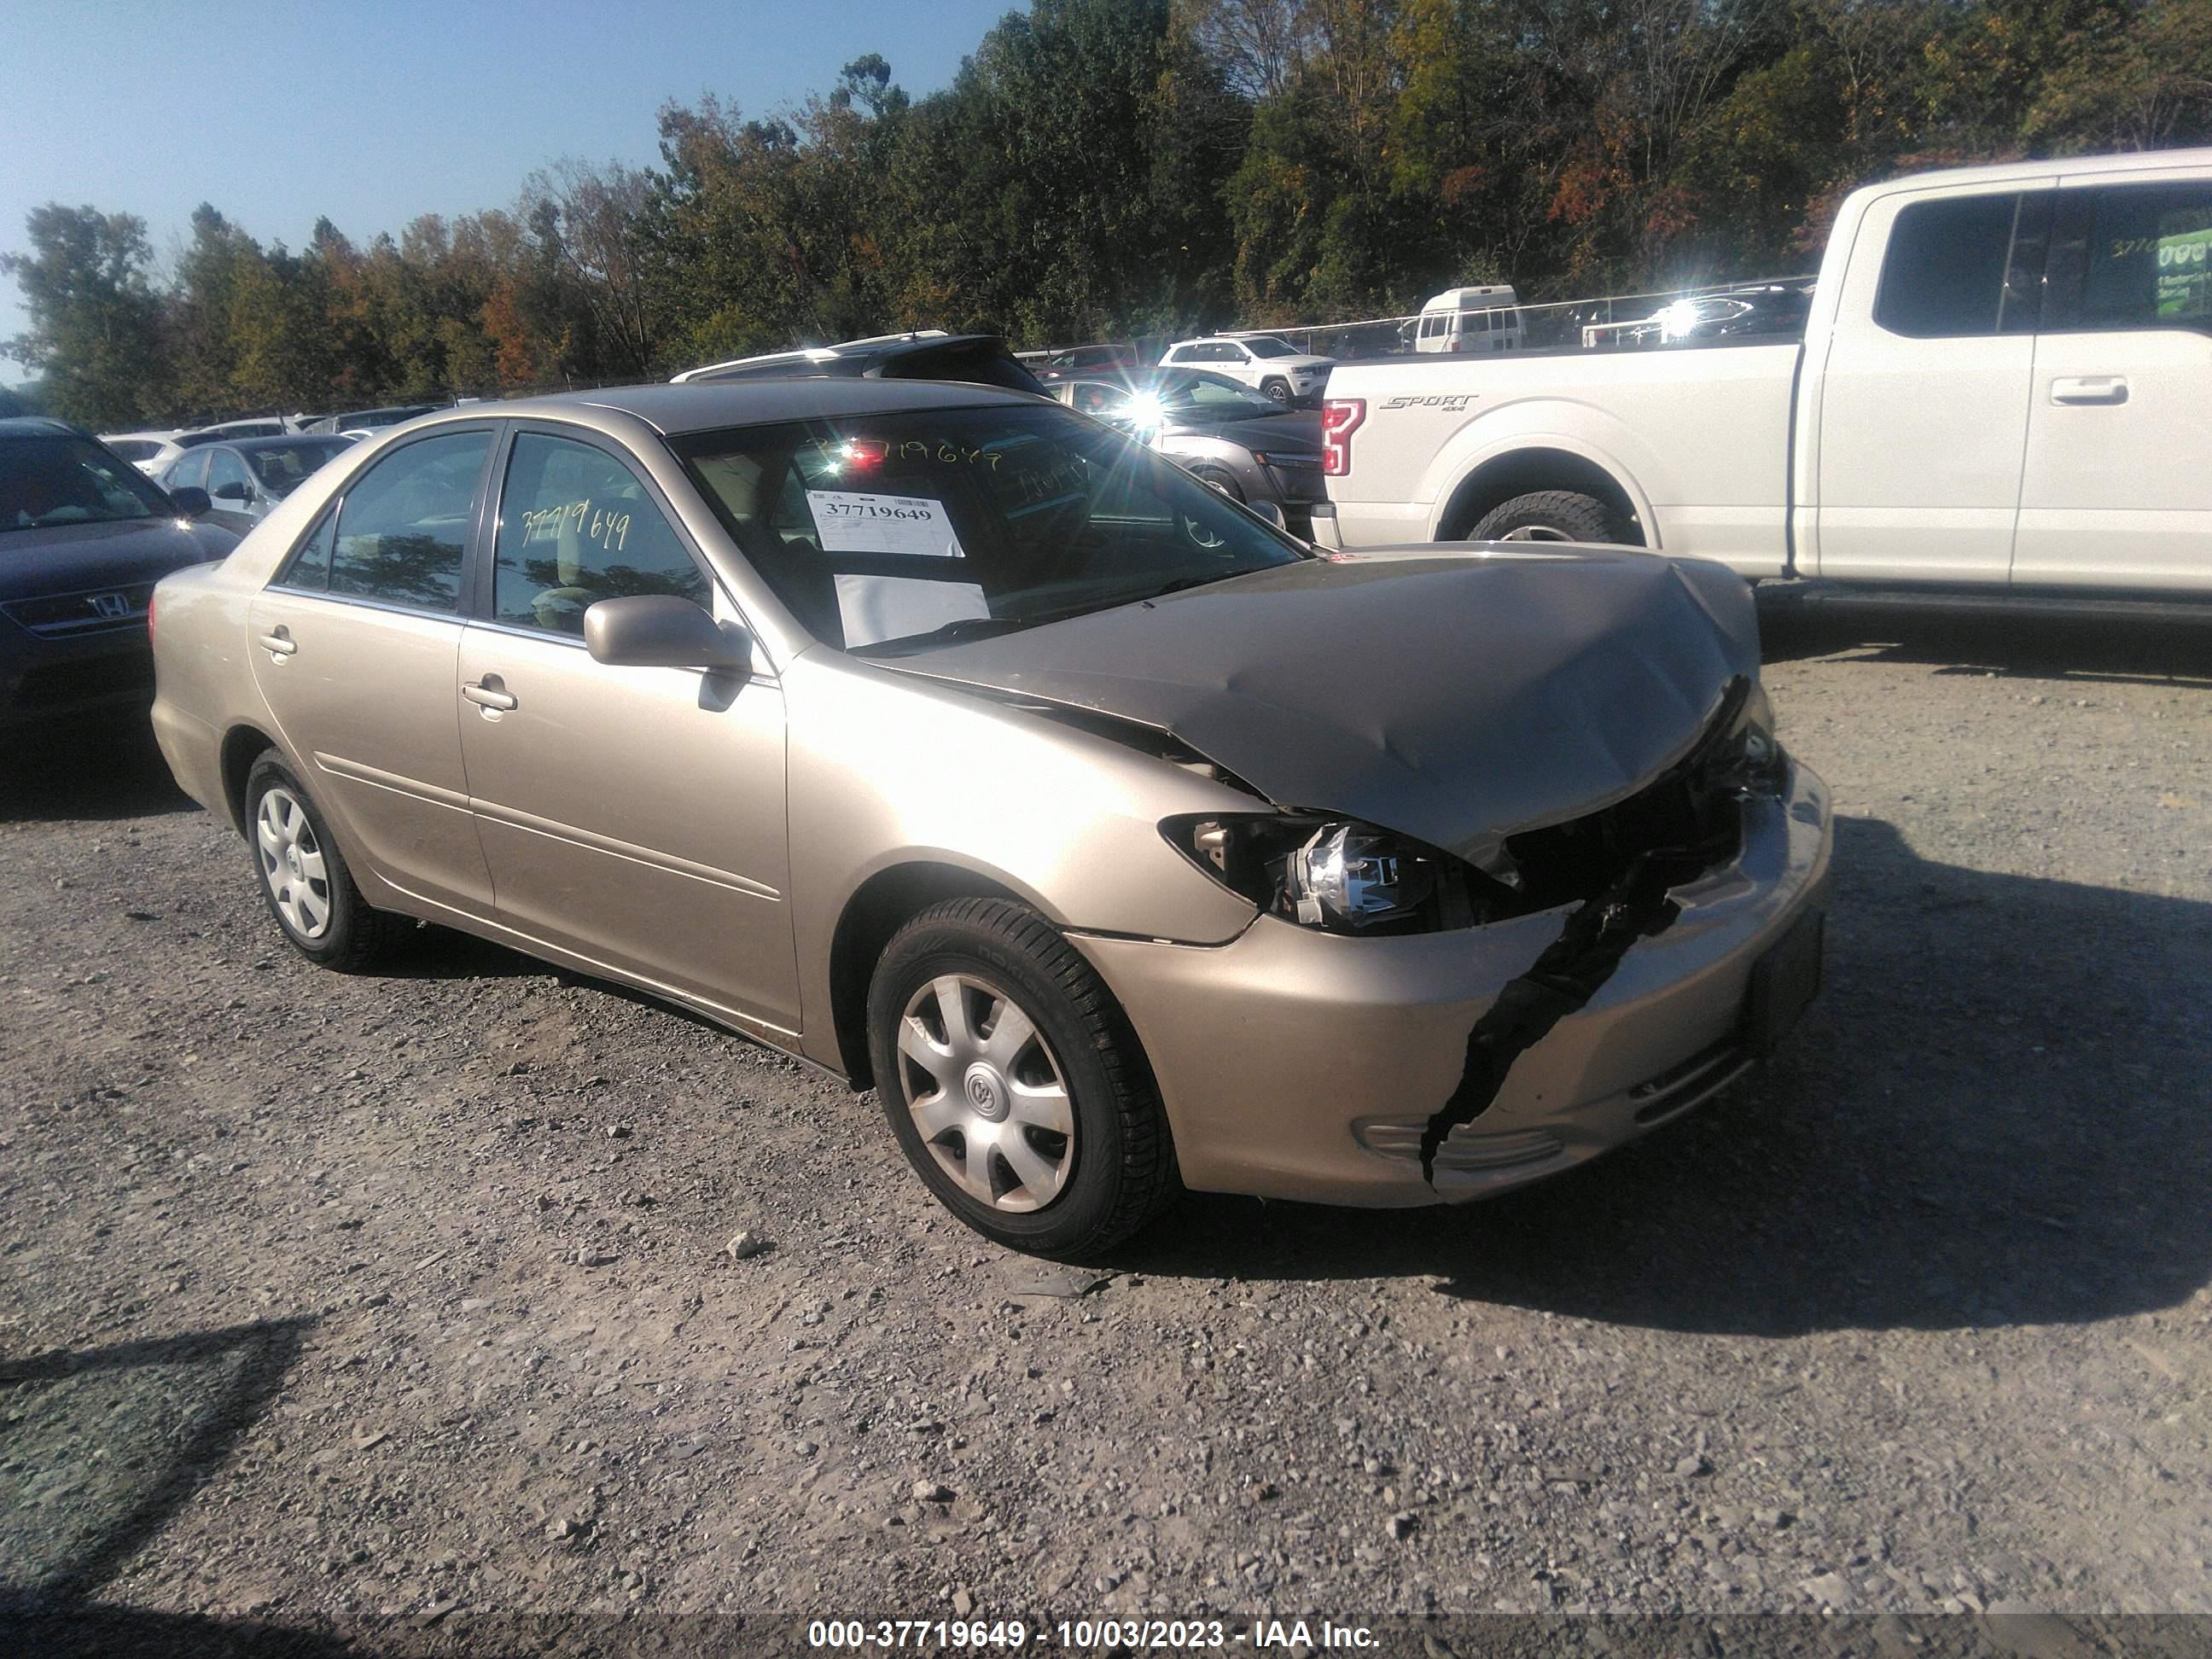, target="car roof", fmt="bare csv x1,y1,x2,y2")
1860,144,2212,196
672,330,953,380
0,416,83,440
225,433,354,451
407,379,1048,439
